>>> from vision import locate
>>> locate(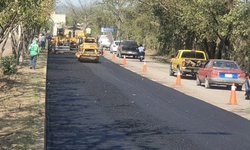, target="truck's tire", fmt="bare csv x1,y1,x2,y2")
169,64,174,76
196,76,201,86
